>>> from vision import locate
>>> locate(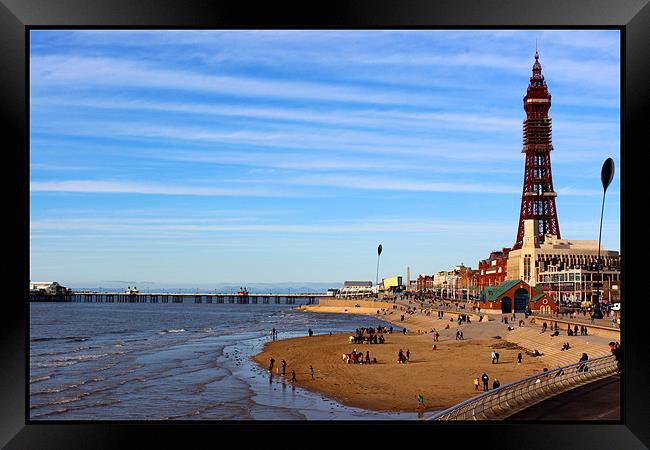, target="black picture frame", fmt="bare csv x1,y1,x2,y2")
2,0,648,447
